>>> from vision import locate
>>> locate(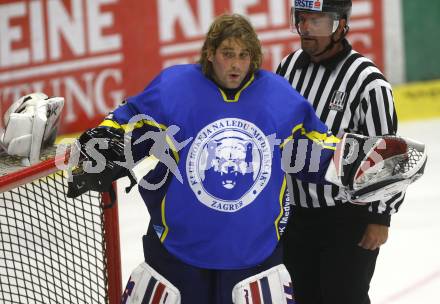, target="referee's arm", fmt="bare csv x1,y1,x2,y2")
359,83,404,227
